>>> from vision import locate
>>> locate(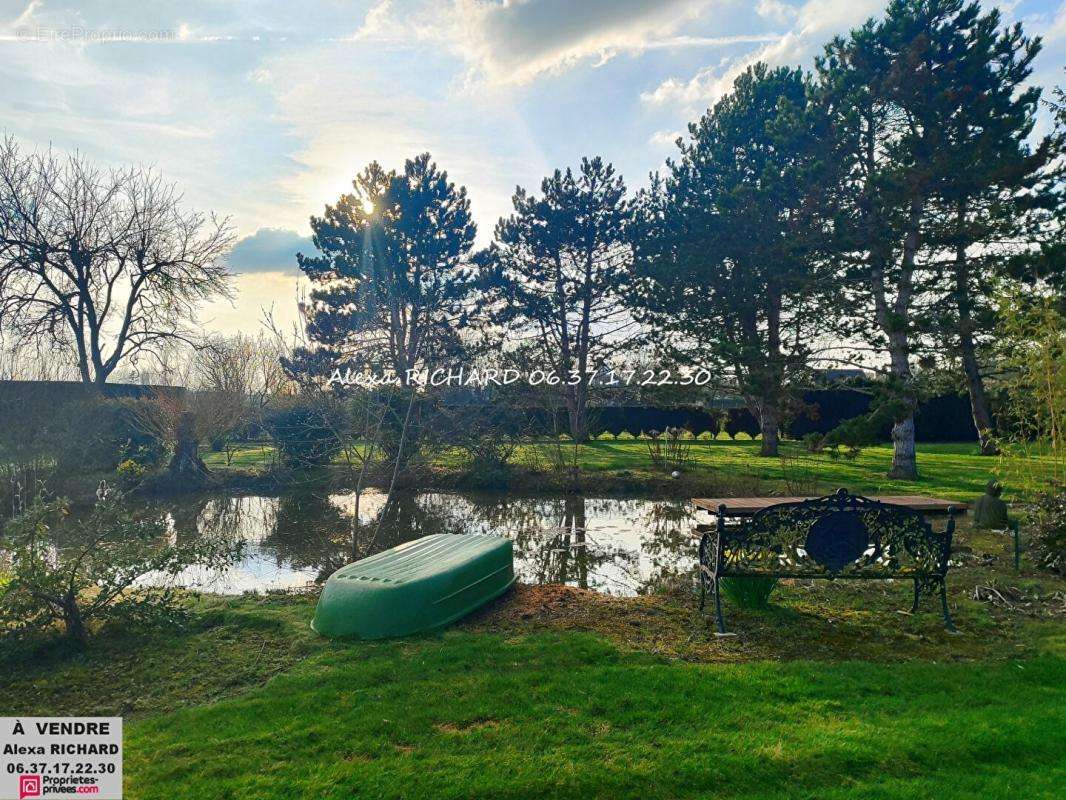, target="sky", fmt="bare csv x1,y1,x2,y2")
1,0,1064,337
